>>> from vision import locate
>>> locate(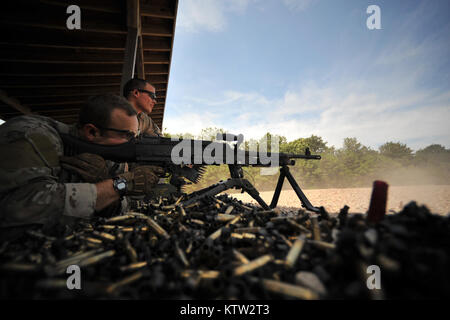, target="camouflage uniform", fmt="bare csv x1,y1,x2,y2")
0,115,127,228
138,112,161,137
